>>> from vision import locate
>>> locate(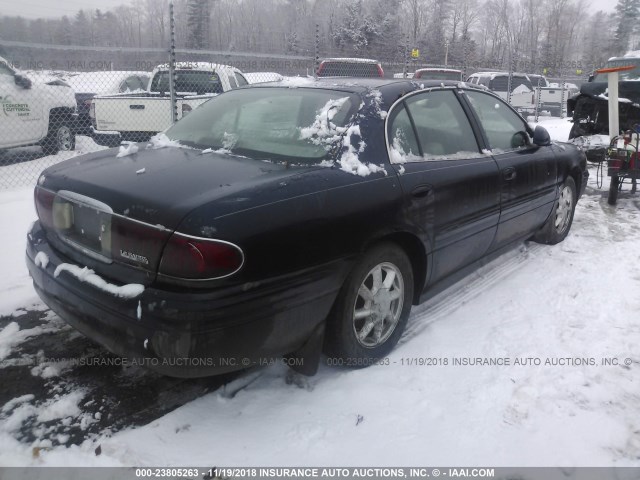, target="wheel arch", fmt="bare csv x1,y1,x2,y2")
362,231,428,305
